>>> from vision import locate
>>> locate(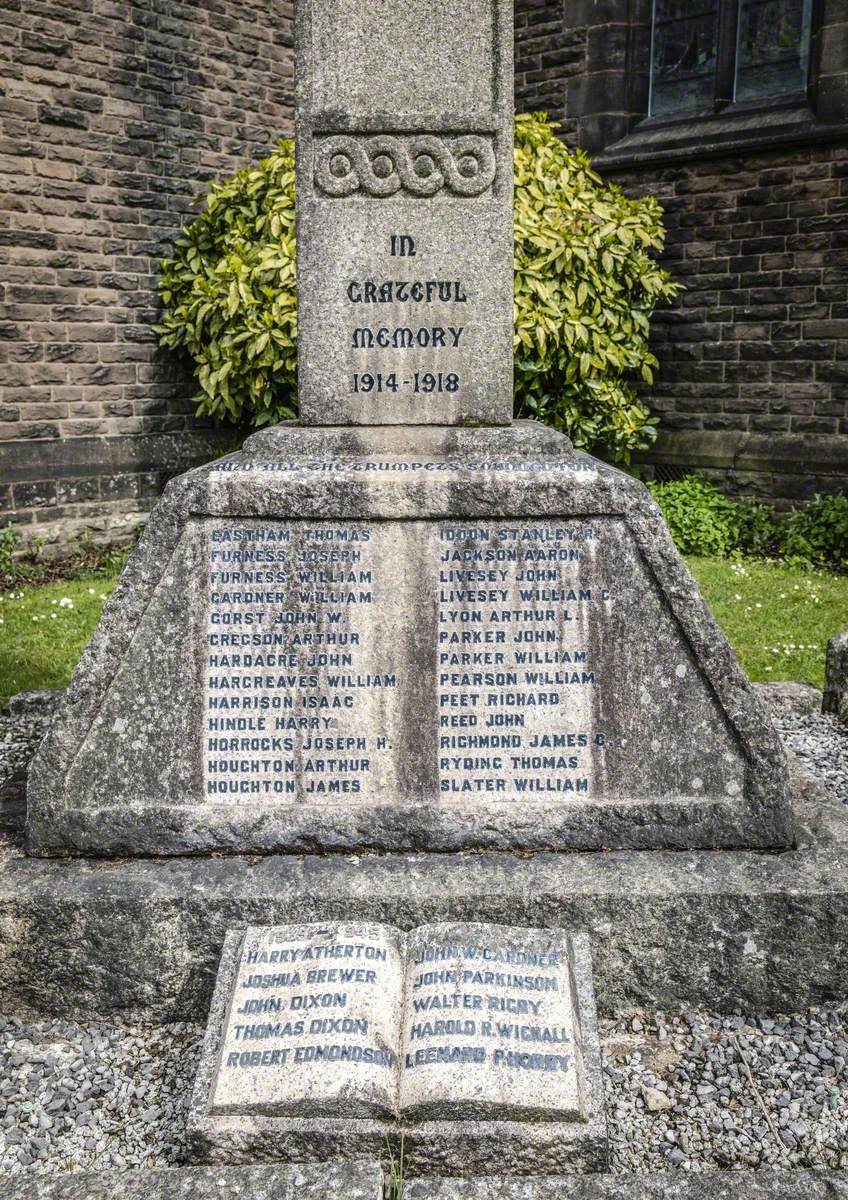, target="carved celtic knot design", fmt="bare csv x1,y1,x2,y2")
314,134,497,198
